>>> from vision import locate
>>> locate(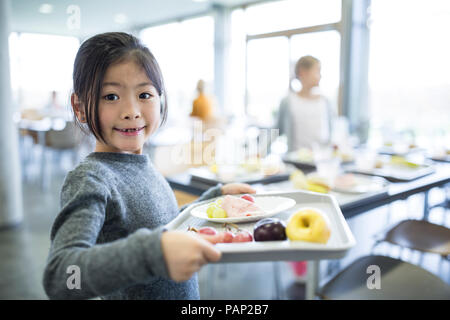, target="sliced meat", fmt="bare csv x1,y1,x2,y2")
221,195,265,217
